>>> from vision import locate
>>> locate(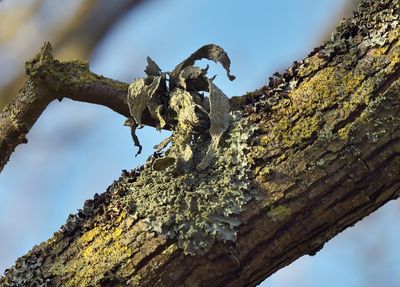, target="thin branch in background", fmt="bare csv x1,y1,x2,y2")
0,0,147,109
